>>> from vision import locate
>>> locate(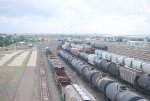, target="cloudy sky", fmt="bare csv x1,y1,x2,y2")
0,0,150,35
